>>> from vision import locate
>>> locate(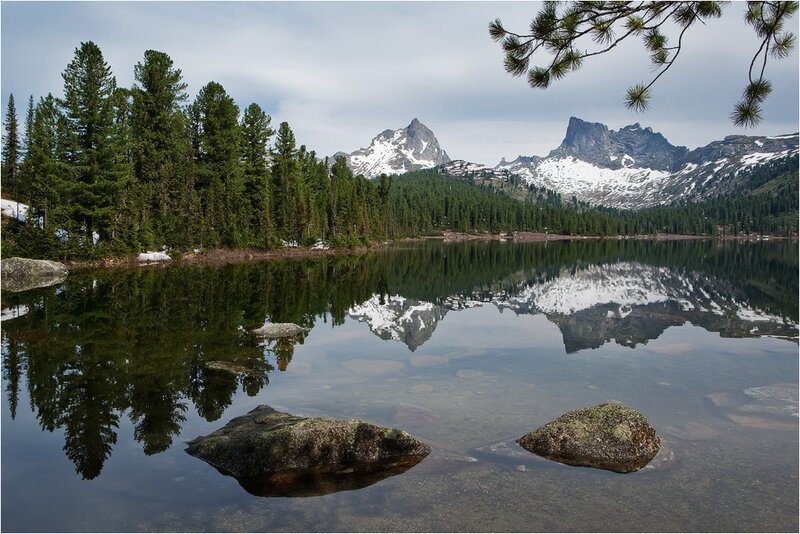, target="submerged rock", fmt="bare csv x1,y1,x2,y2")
186,405,430,497
516,403,661,473
1,257,68,292
205,361,254,376
341,358,404,376
474,436,543,464
706,383,798,430
663,422,719,441
251,323,309,339
393,403,440,426
475,433,675,472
